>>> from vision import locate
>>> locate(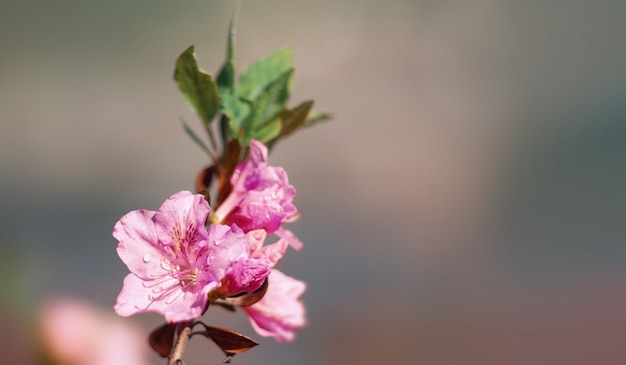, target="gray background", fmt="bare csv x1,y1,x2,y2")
1,0,626,364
